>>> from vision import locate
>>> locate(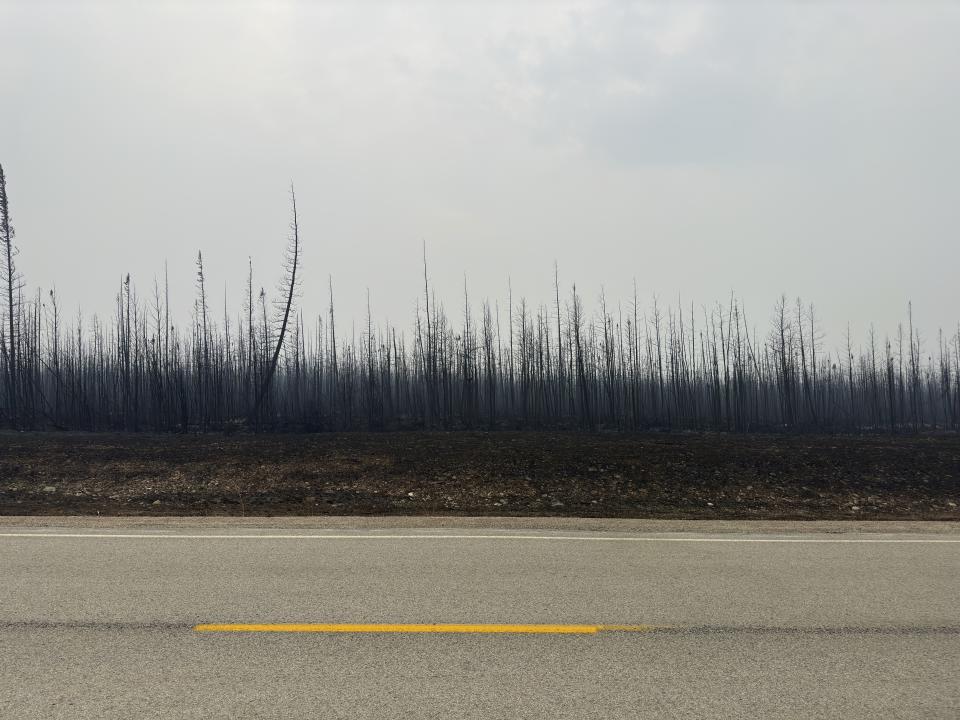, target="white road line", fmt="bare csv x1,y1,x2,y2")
0,532,958,543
